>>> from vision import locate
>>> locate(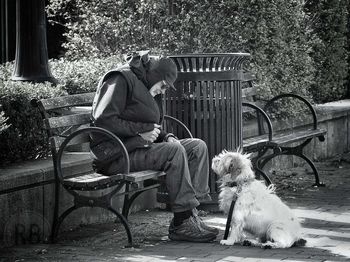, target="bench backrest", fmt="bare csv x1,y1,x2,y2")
33,92,95,155
240,72,319,134
240,72,272,139
33,92,191,157
241,71,257,103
